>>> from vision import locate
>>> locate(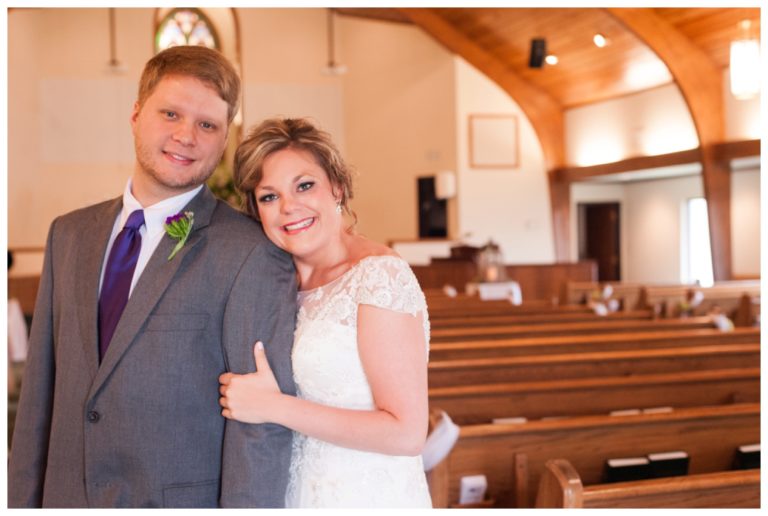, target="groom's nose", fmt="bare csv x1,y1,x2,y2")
172,122,196,146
